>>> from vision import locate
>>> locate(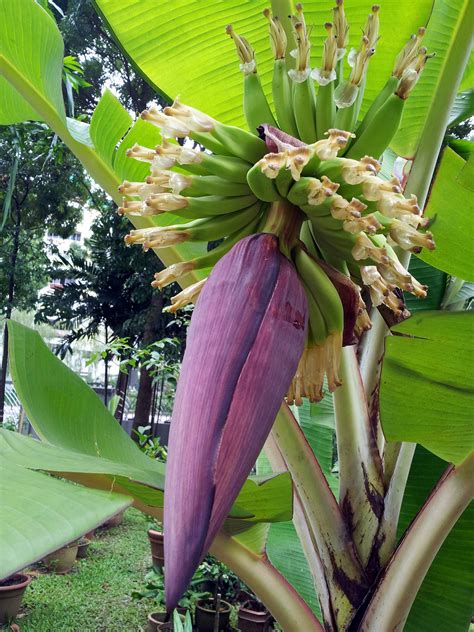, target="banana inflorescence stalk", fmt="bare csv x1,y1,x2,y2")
118,0,436,614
